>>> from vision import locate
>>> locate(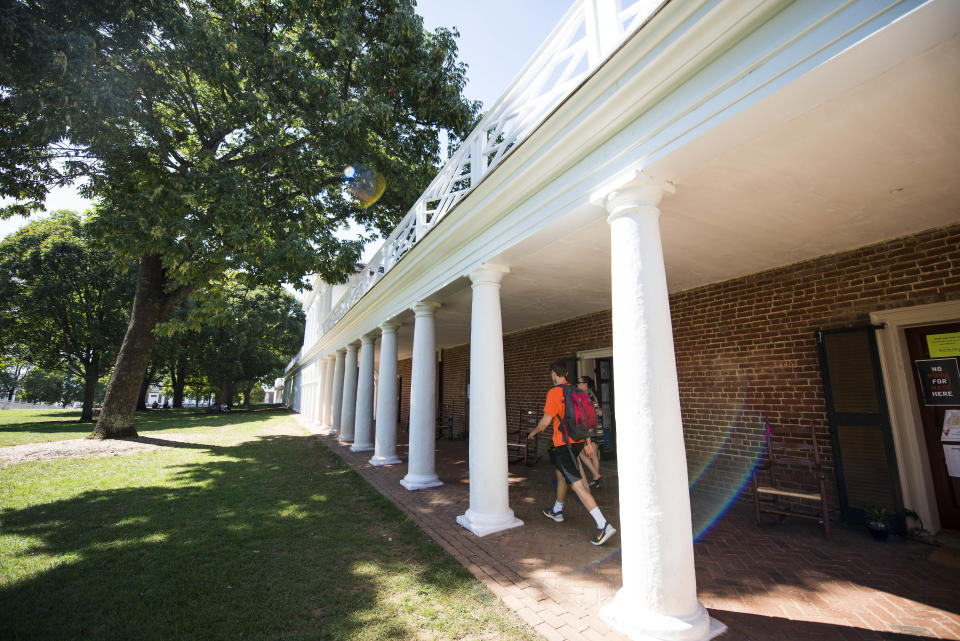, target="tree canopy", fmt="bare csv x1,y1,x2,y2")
0,210,134,419
152,280,304,407
1,0,479,436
